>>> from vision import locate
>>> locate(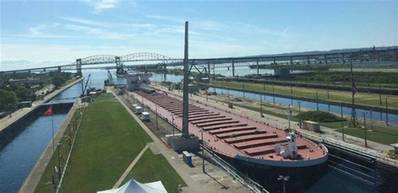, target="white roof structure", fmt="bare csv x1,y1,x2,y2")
97,180,168,193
